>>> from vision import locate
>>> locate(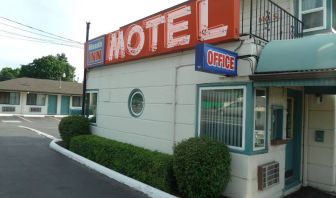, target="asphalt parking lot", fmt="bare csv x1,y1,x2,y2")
0,115,61,139
0,116,148,198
